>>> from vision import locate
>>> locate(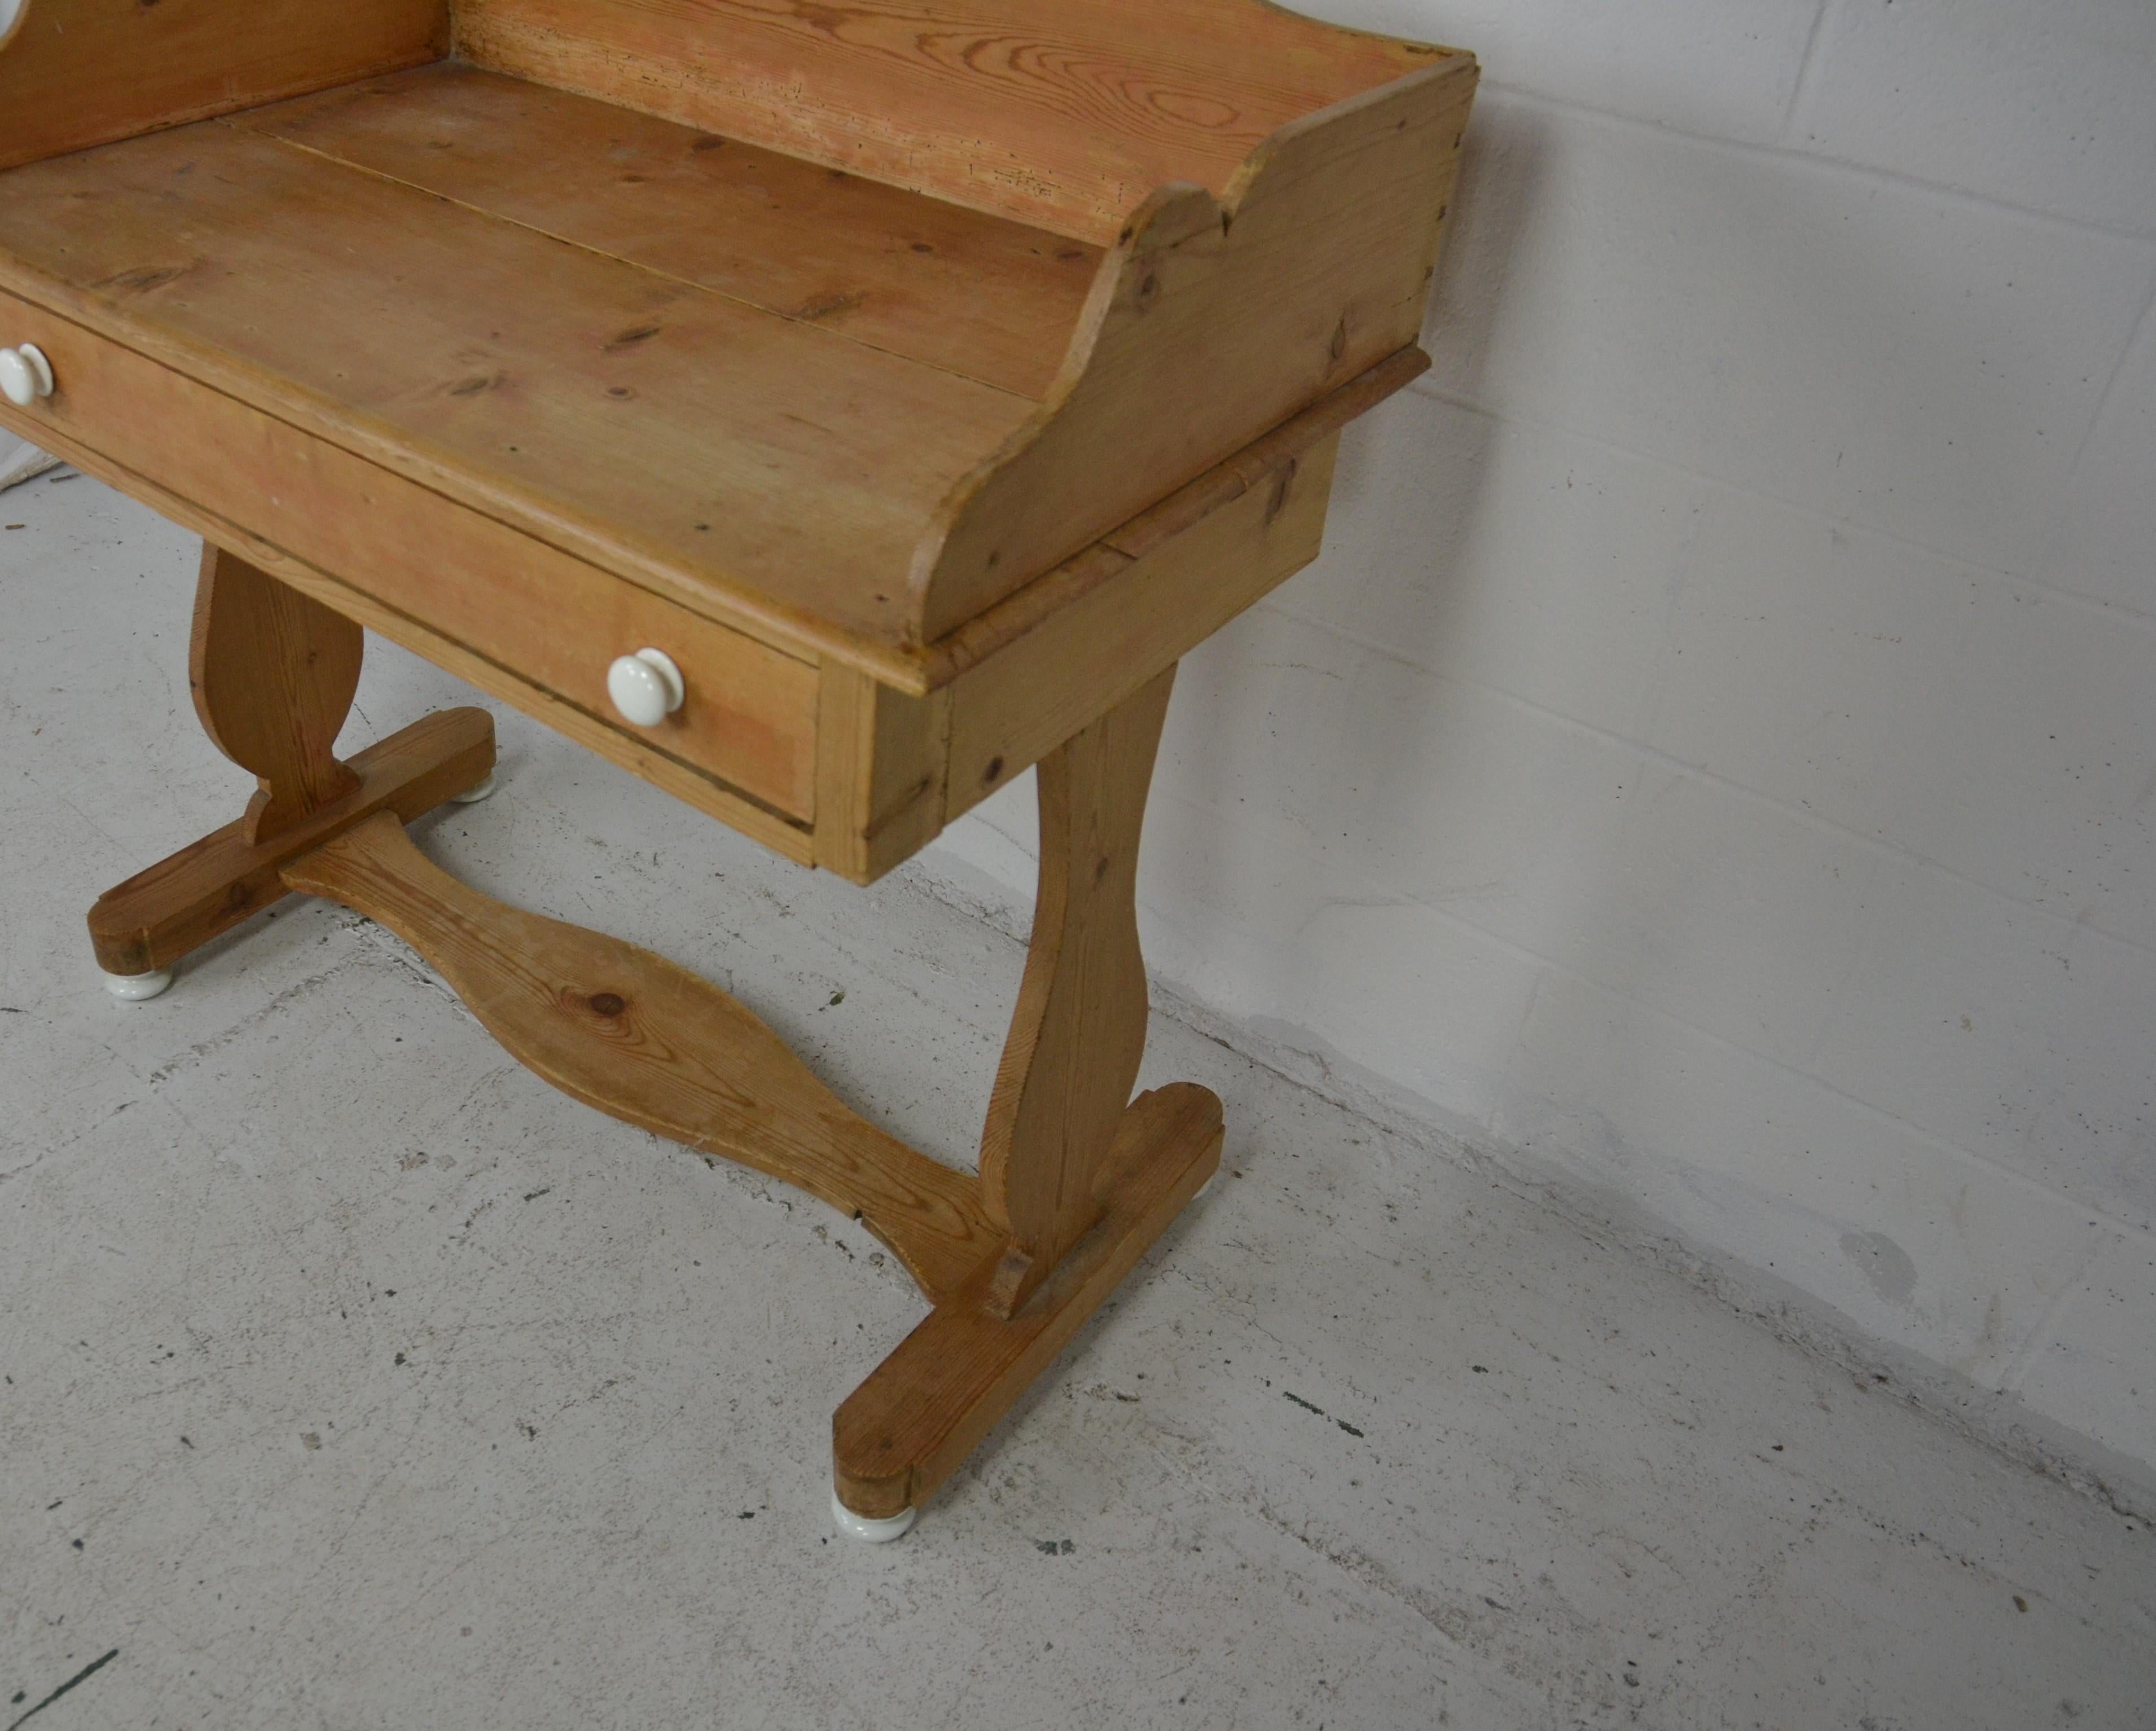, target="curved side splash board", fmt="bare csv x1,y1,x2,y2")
908,52,1478,645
